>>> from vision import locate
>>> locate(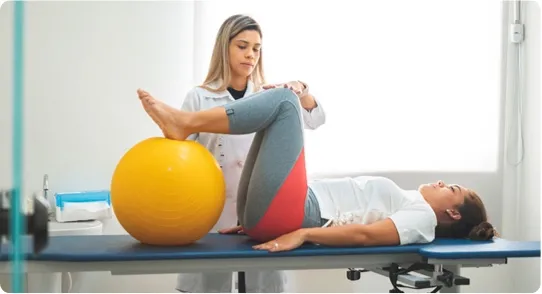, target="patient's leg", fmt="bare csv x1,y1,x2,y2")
138,87,311,242
227,90,309,242
235,131,263,226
